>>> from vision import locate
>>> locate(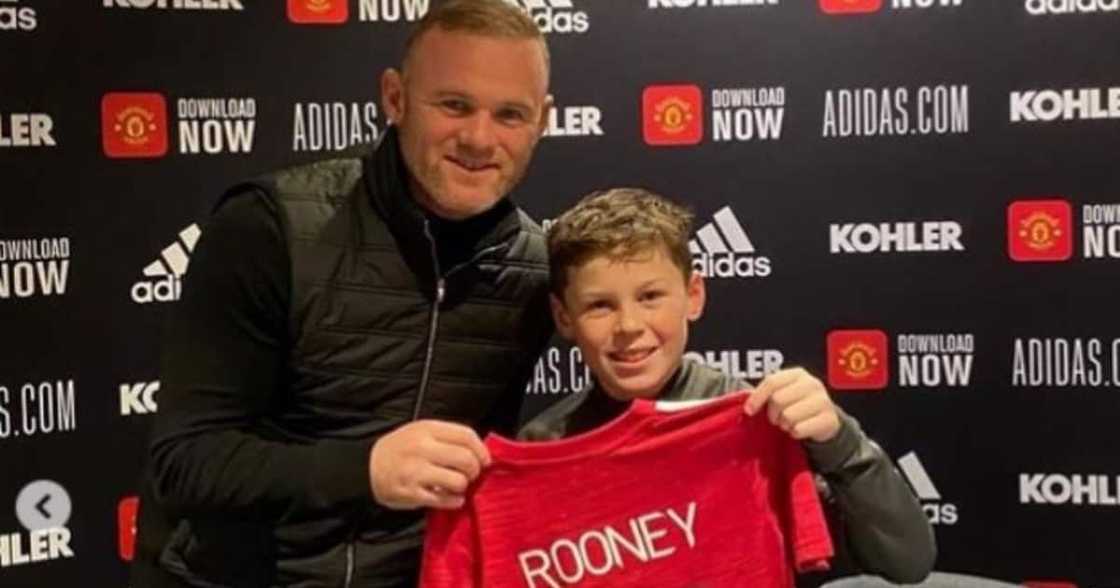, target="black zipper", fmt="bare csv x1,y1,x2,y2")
353,225,508,584
412,219,445,421
410,221,508,421
342,539,355,588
